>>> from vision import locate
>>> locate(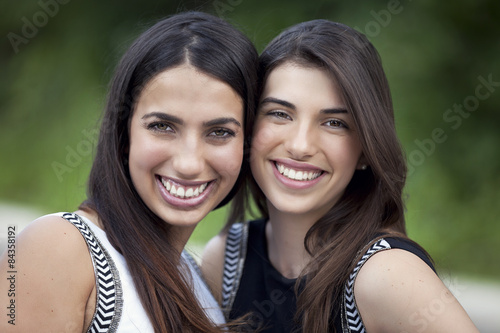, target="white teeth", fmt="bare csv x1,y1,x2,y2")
276,163,322,181
161,178,209,199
